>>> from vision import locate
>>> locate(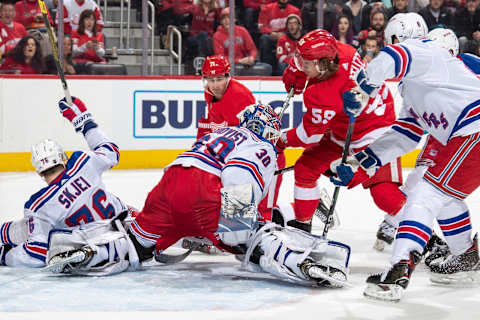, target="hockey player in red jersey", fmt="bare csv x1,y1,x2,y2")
197,55,285,222
279,29,406,233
